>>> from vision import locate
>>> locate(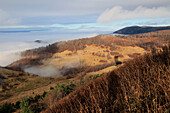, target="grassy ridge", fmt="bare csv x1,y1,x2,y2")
43,45,169,113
